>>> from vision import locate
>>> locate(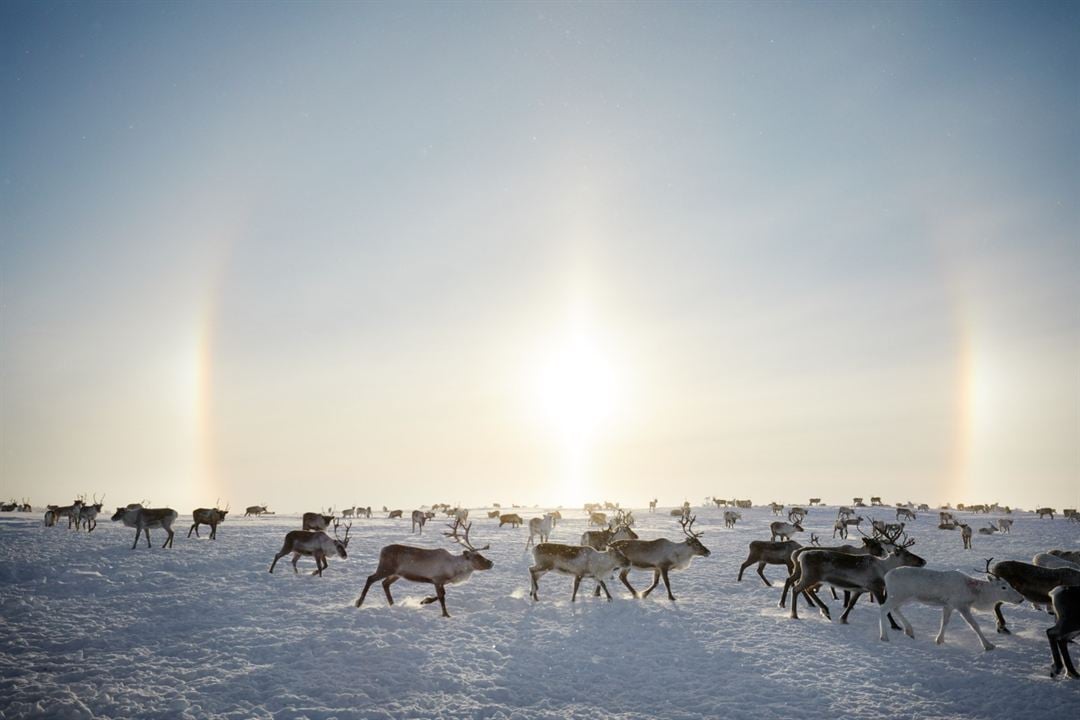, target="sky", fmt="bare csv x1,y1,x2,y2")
1,1,1077,513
